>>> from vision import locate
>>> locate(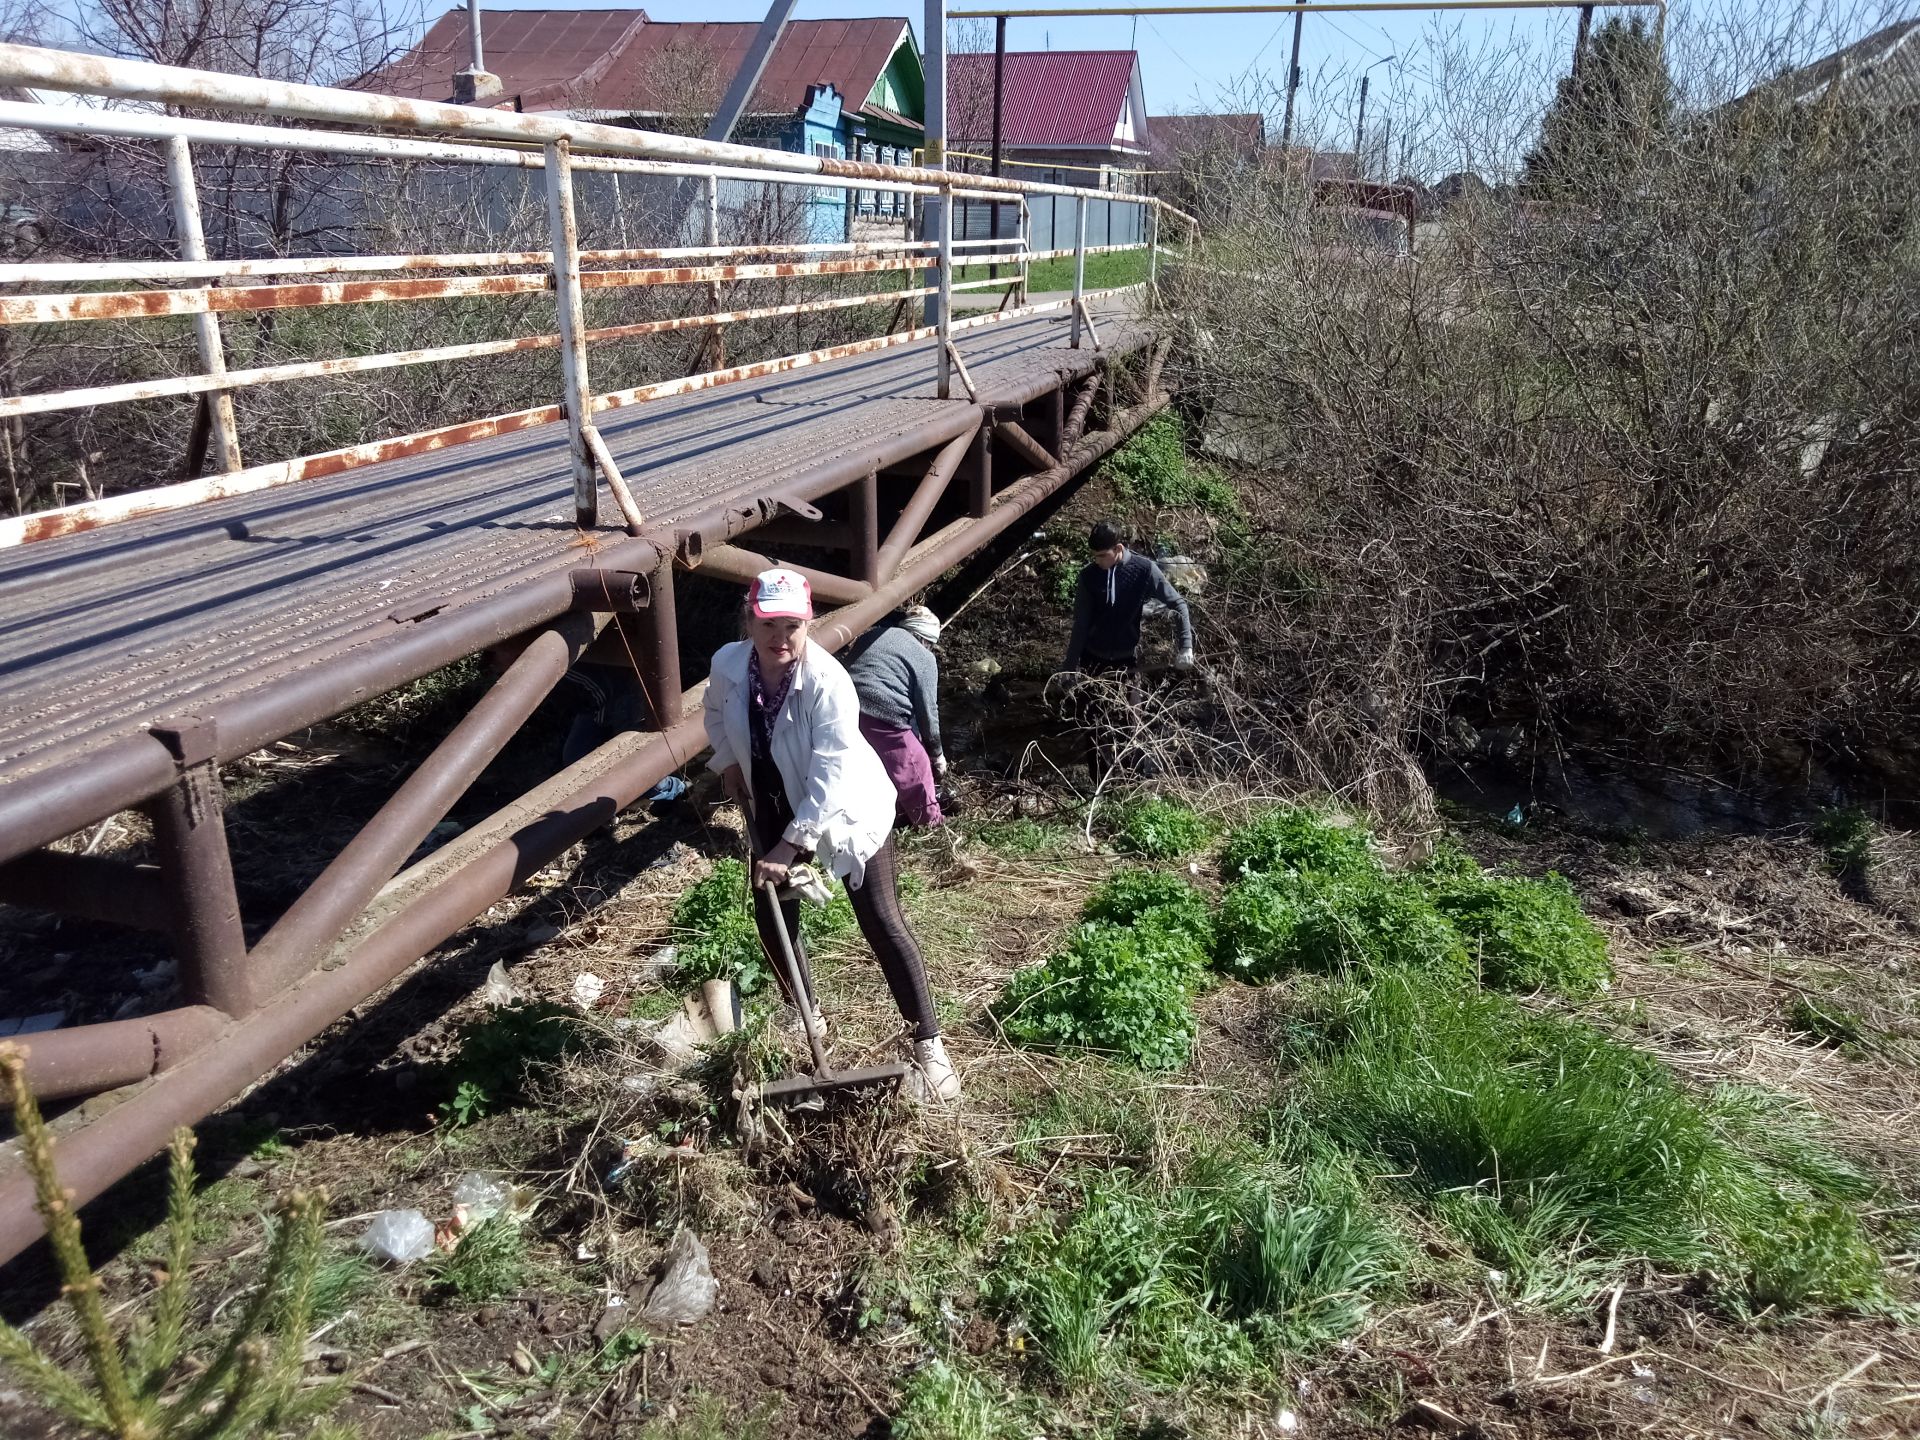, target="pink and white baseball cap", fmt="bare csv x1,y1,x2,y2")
749,566,813,619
